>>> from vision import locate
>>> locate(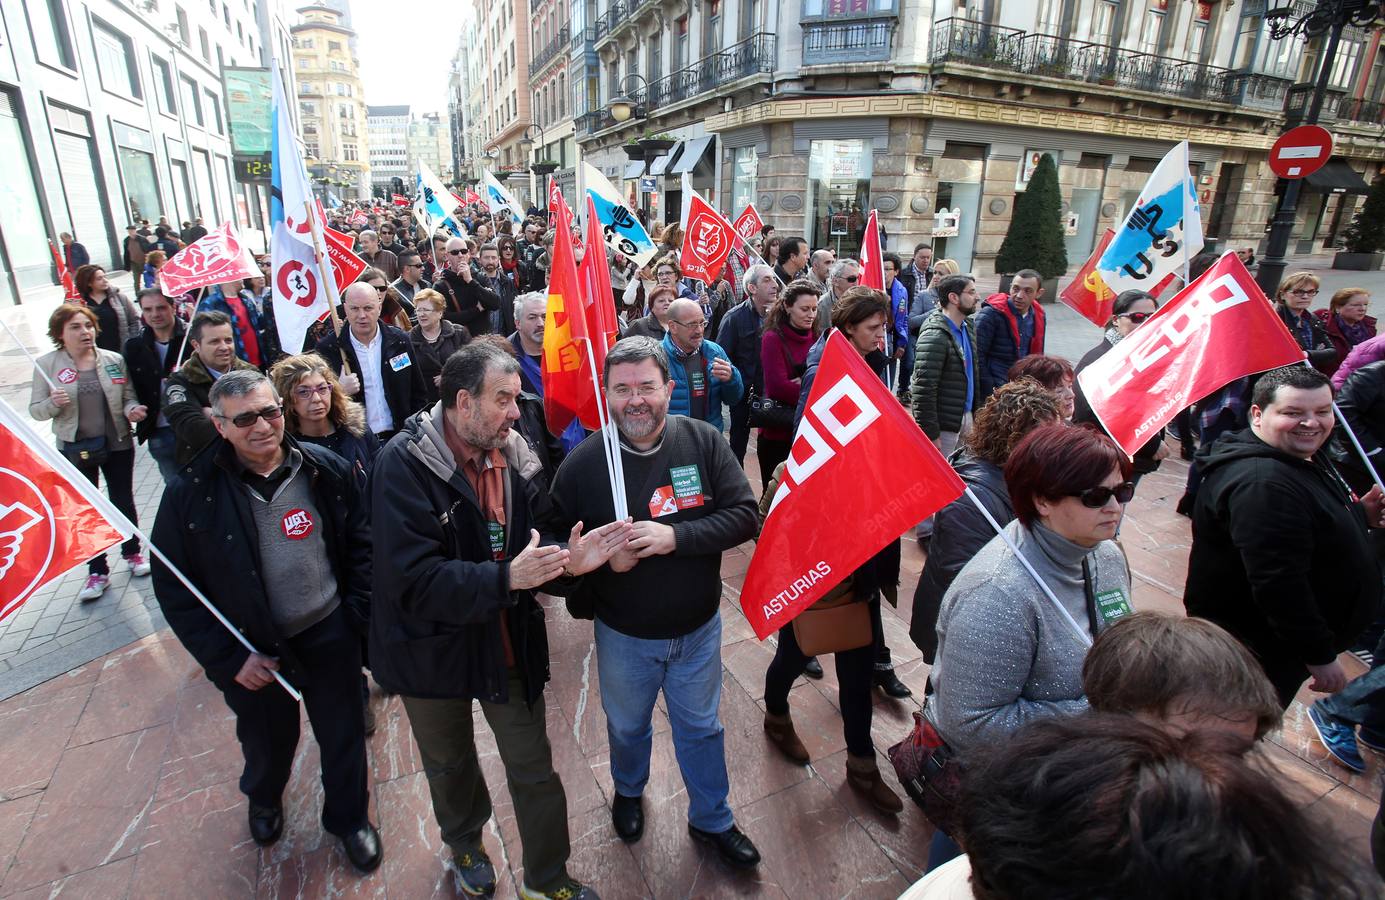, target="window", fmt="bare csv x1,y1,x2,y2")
329,40,341,51
29,0,76,68
741,0,762,37
1138,2,1164,54
151,55,177,115
704,0,721,54
558,72,566,116
93,21,142,98
180,76,203,126
199,27,210,61
675,17,689,69
649,36,662,81
175,5,189,44
204,89,223,132
222,2,230,24
300,101,317,116
1036,0,1061,33
344,143,357,161
305,142,319,158
732,146,758,213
